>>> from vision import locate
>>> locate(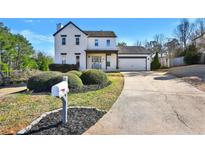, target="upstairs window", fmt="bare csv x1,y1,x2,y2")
106,40,110,46
76,37,80,45
95,39,99,46
62,37,66,45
